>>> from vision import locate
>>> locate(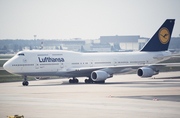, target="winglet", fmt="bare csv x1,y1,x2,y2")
141,19,175,51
